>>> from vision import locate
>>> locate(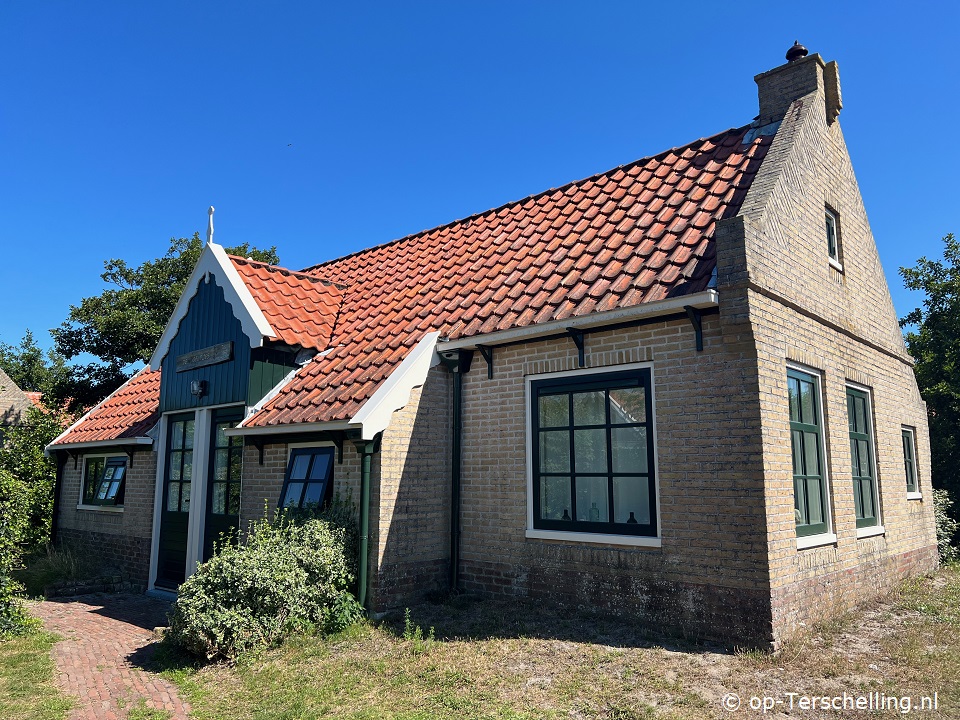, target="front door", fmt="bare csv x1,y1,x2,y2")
203,409,244,560
156,413,194,589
